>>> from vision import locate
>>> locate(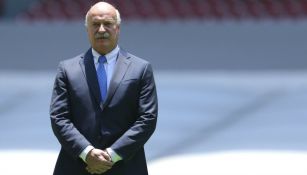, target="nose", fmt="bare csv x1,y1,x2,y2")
98,24,106,32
